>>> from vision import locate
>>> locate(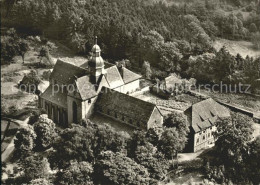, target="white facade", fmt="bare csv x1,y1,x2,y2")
193,125,216,152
